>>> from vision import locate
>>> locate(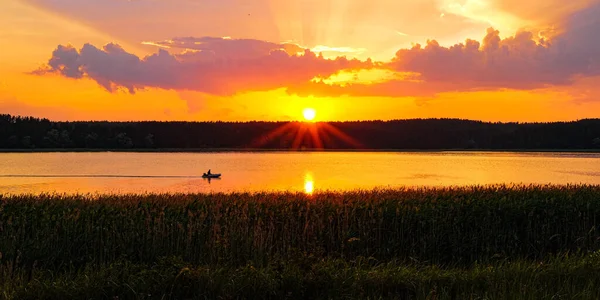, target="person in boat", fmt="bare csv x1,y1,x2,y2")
207,169,211,175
